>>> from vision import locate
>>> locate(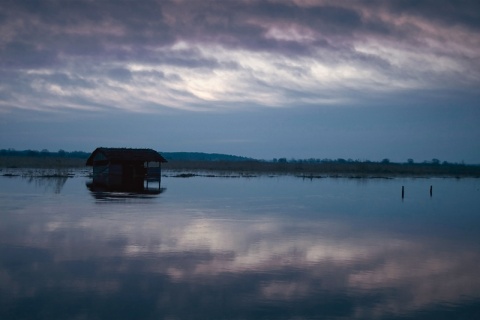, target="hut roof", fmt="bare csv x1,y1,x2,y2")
86,148,167,166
